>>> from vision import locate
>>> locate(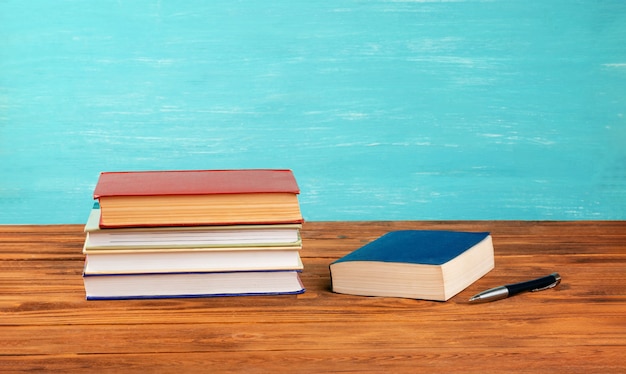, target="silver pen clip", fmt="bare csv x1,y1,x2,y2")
531,272,561,292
